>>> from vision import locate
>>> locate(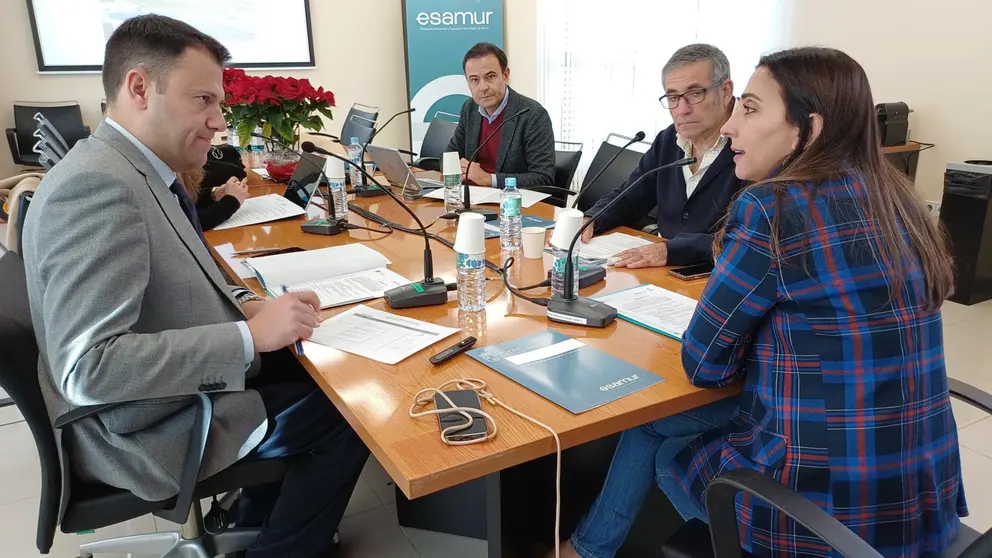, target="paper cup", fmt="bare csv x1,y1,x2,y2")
549,208,585,250
522,227,547,259
324,156,345,180
442,151,461,176
453,212,486,254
